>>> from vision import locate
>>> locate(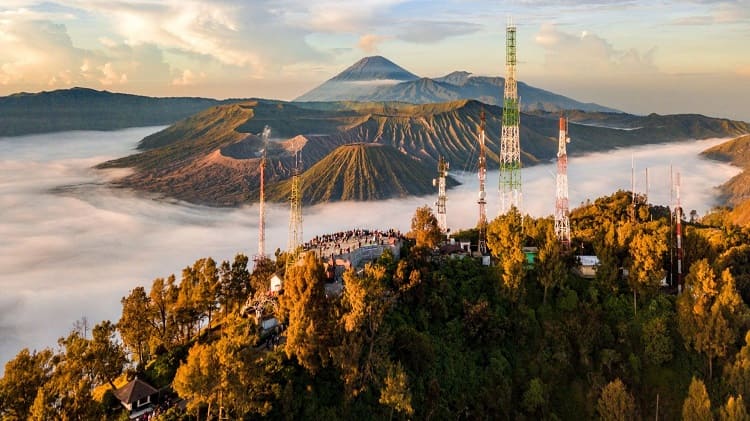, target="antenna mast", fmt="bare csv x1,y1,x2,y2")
554,117,571,248
499,18,522,215
477,110,488,254
434,156,448,233
675,171,683,294
286,144,303,275
256,126,270,263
